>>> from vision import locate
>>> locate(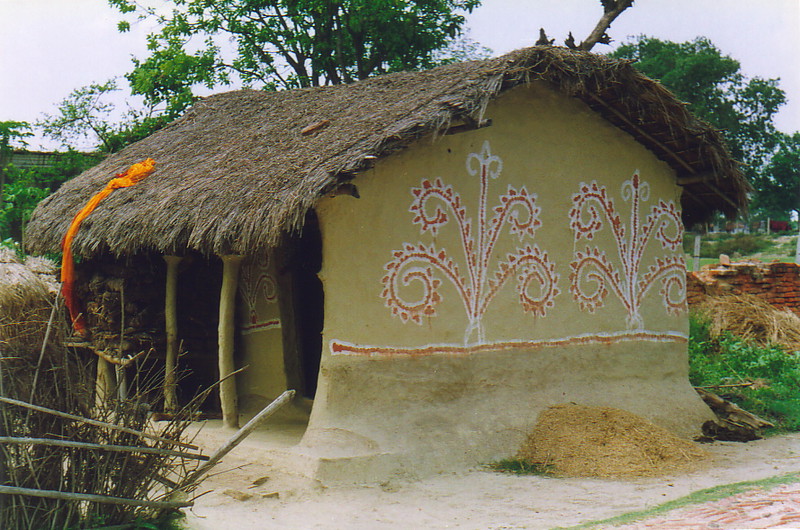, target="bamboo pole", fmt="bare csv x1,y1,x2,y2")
28,295,59,405
0,350,6,514
163,255,182,412
795,222,800,265
116,280,128,400
0,396,199,450
218,255,243,429
173,389,294,495
95,357,115,407
0,485,193,509
692,234,701,272
0,437,209,460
